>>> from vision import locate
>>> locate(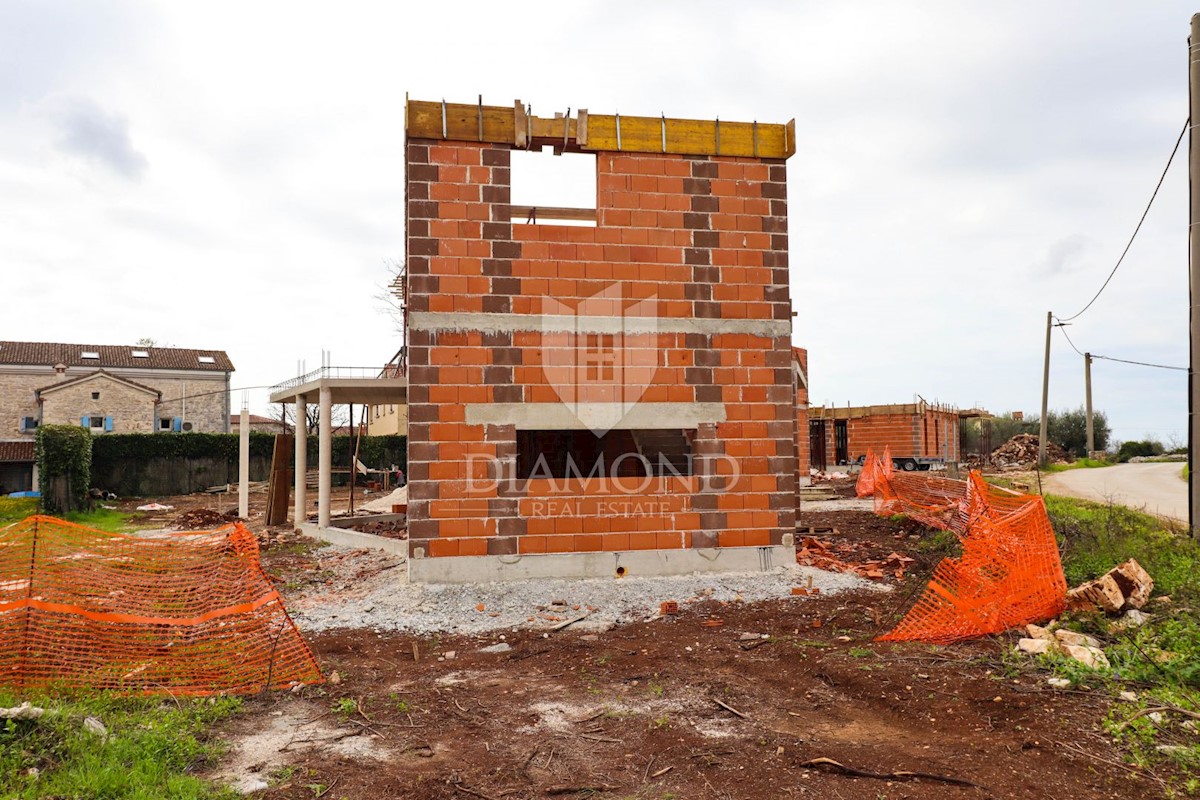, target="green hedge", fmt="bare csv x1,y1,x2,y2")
91,432,277,462
37,425,92,513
